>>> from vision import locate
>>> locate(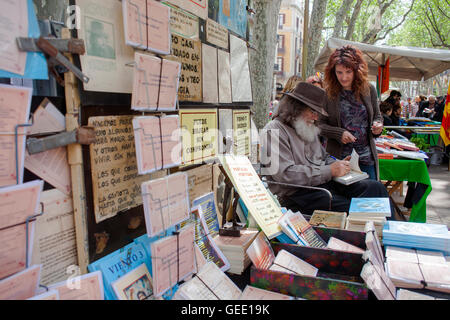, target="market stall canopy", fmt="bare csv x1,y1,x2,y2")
314,38,450,81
